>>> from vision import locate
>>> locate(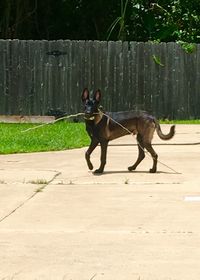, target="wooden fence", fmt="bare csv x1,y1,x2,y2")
0,39,199,119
